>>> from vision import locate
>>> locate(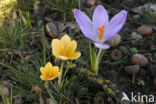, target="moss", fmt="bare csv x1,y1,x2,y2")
81,68,117,98
105,80,111,83
81,68,95,76
107,88,115,96
97,78,103,85
103,84,108,89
